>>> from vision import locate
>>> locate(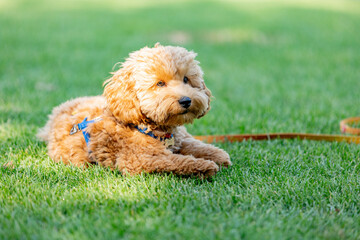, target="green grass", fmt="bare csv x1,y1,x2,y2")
1,0,360,239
